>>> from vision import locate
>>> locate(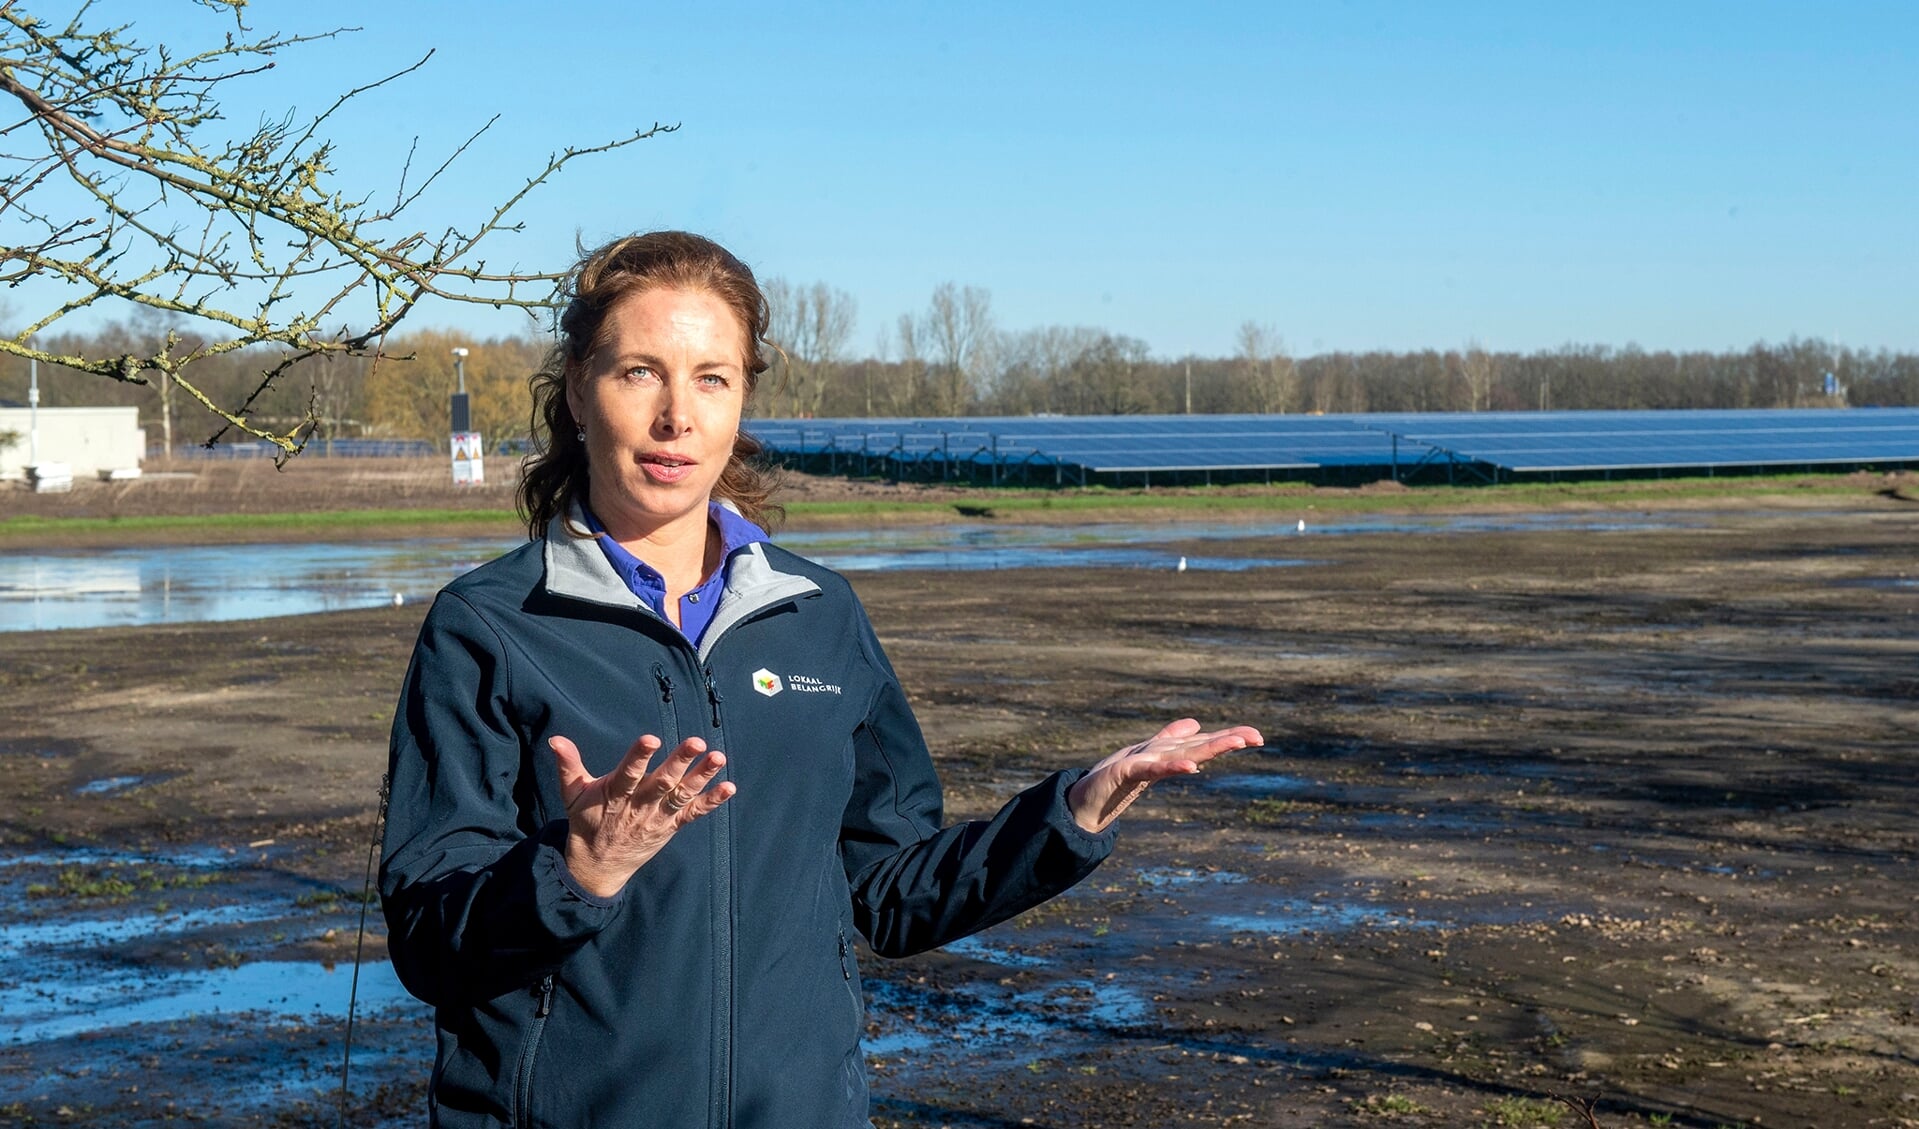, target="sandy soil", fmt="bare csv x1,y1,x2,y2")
0,473,1915,1127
